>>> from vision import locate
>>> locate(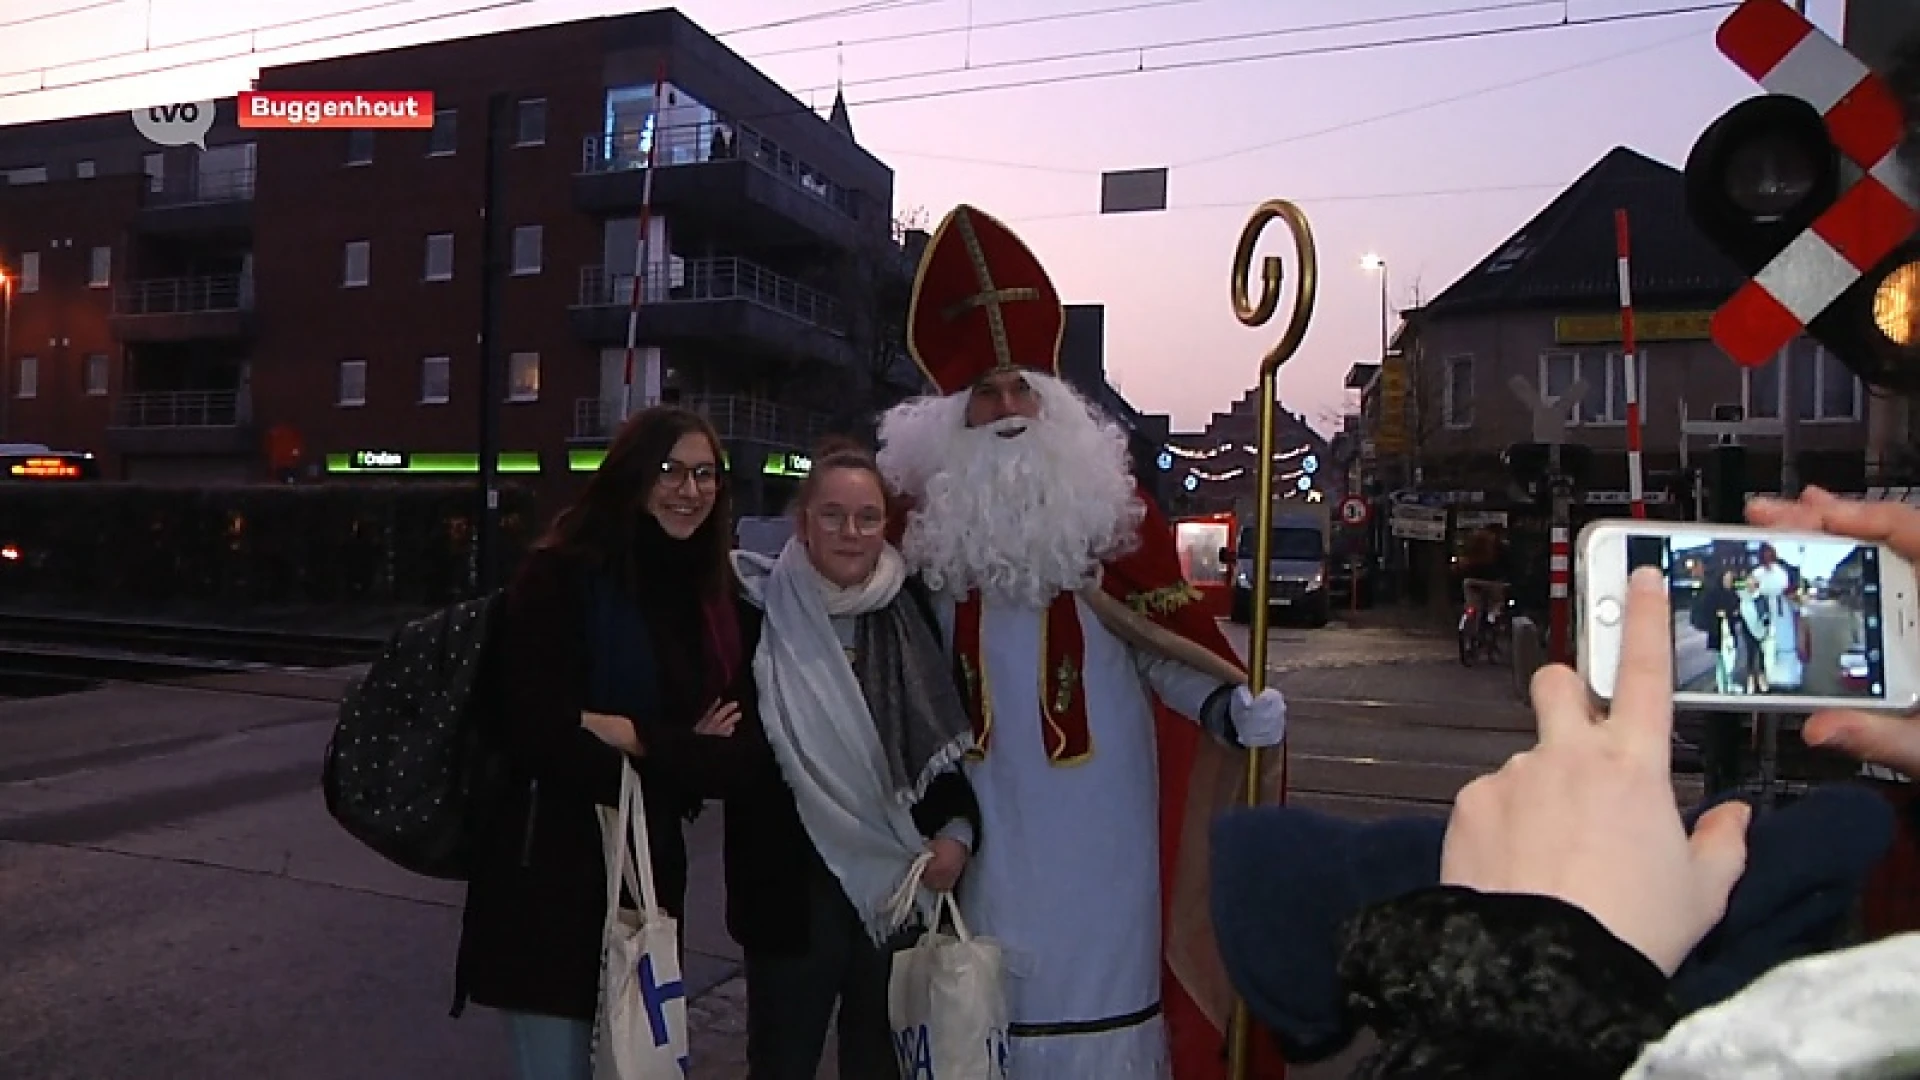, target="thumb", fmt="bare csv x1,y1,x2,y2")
1688,800,1754,925
1807,711,1920,778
